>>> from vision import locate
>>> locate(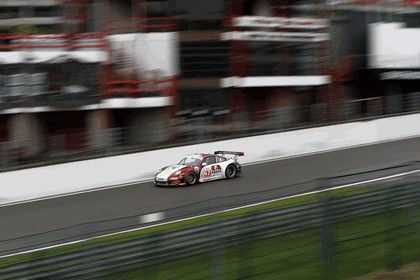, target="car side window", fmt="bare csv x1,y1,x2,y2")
203,156,216,165
217,156,226,163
